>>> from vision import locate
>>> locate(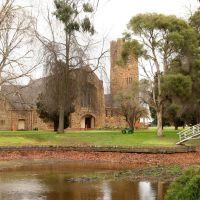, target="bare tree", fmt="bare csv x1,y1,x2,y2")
114,81,149,131
0,0,39,91
35,0,107,133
